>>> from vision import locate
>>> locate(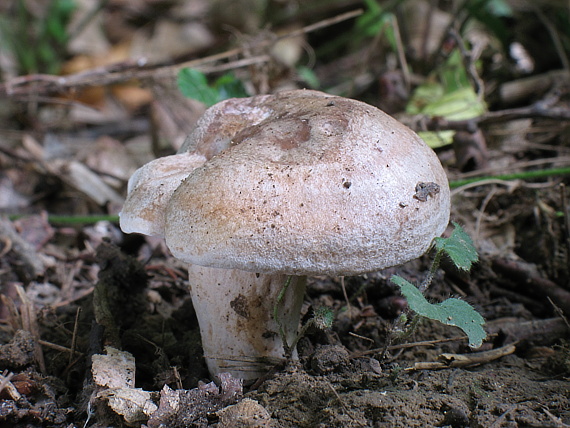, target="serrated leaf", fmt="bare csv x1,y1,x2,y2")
391,275,486,348
434,222,478,271
177,68,219,107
